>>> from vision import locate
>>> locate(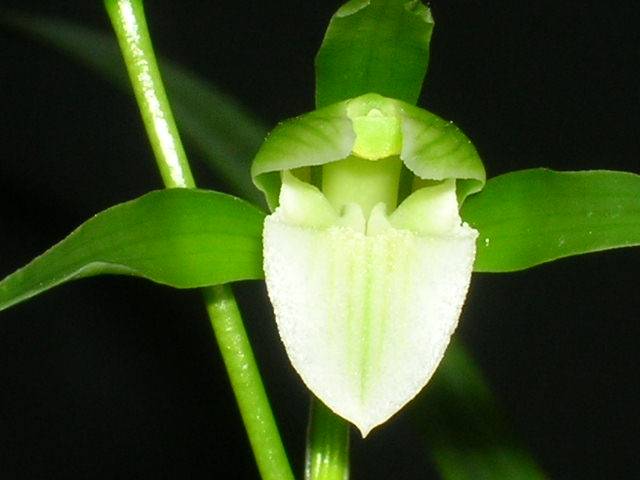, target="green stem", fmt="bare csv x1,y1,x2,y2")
205,286,295,480
305,398,350,480
105,2,294,479
105,0,195,188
